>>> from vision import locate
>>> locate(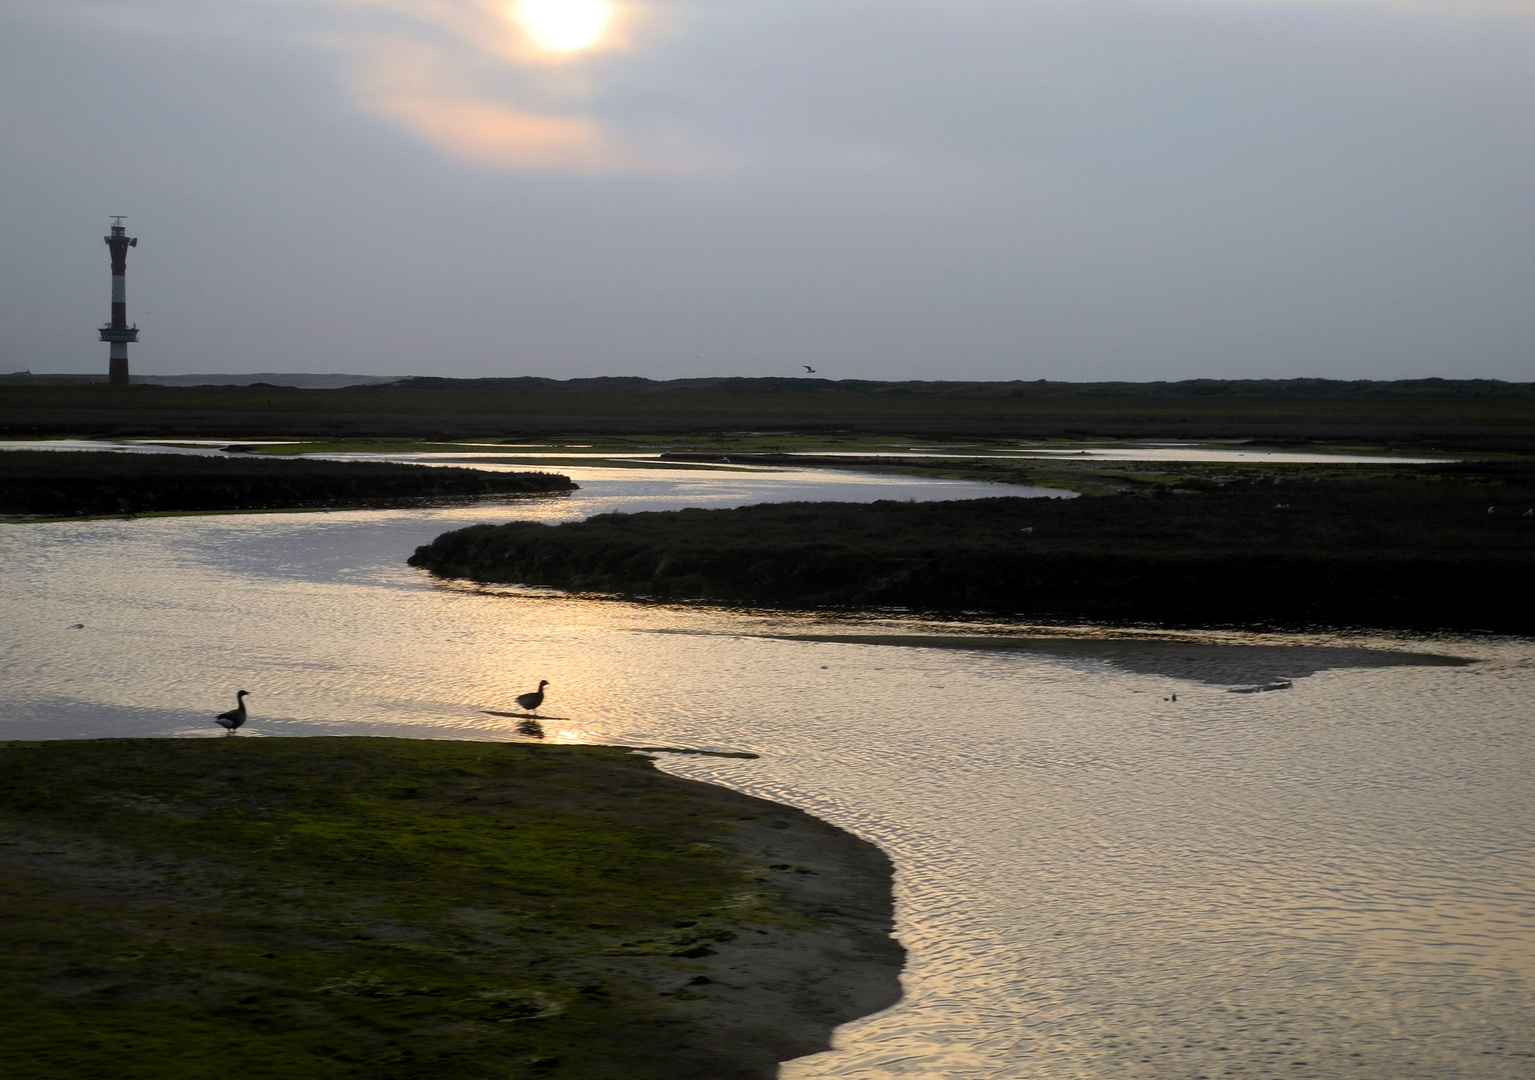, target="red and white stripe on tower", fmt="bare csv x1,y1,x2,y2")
99,216,139,386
